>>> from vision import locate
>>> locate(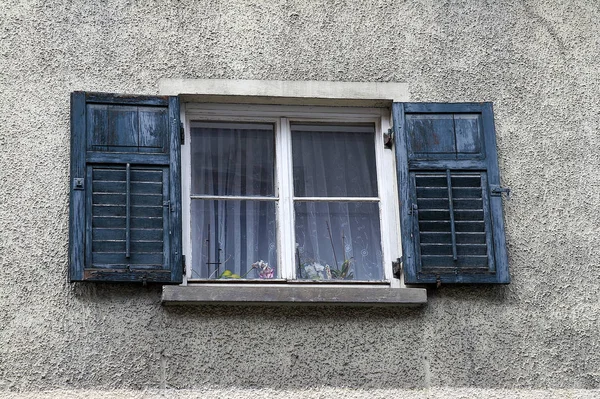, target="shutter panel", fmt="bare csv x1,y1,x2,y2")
393,103,509,284
69,92,182,283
